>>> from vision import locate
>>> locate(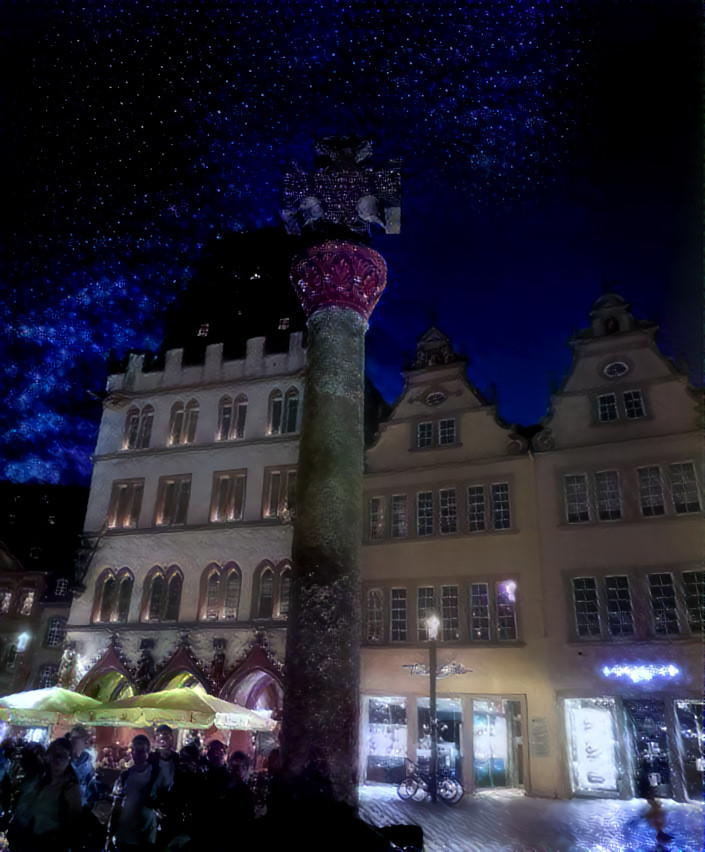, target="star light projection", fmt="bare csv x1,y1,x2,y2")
4,0,589,484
